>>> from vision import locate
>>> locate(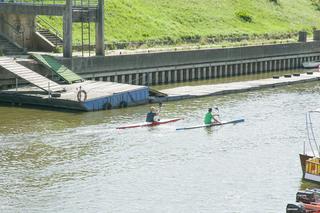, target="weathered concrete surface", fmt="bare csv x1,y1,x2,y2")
153,72,320,102
0,14,35,49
